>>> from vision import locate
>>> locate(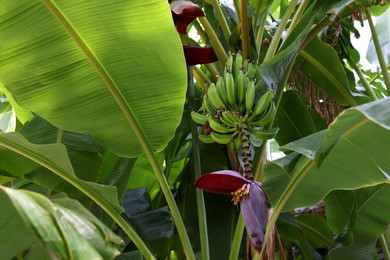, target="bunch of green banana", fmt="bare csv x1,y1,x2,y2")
191,52,278,149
